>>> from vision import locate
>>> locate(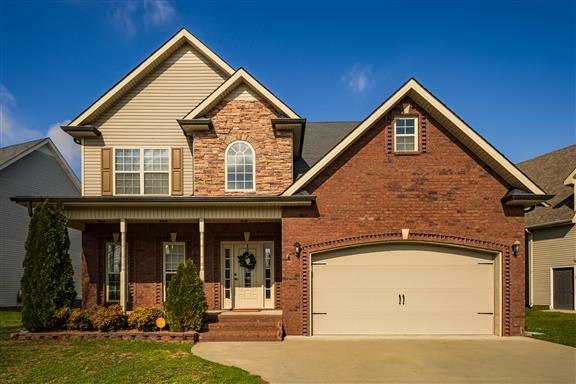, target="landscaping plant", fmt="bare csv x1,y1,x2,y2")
164,259,207,331
20,201,77,331
91,305,128,332
66,308,93,331
128,307,164,331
